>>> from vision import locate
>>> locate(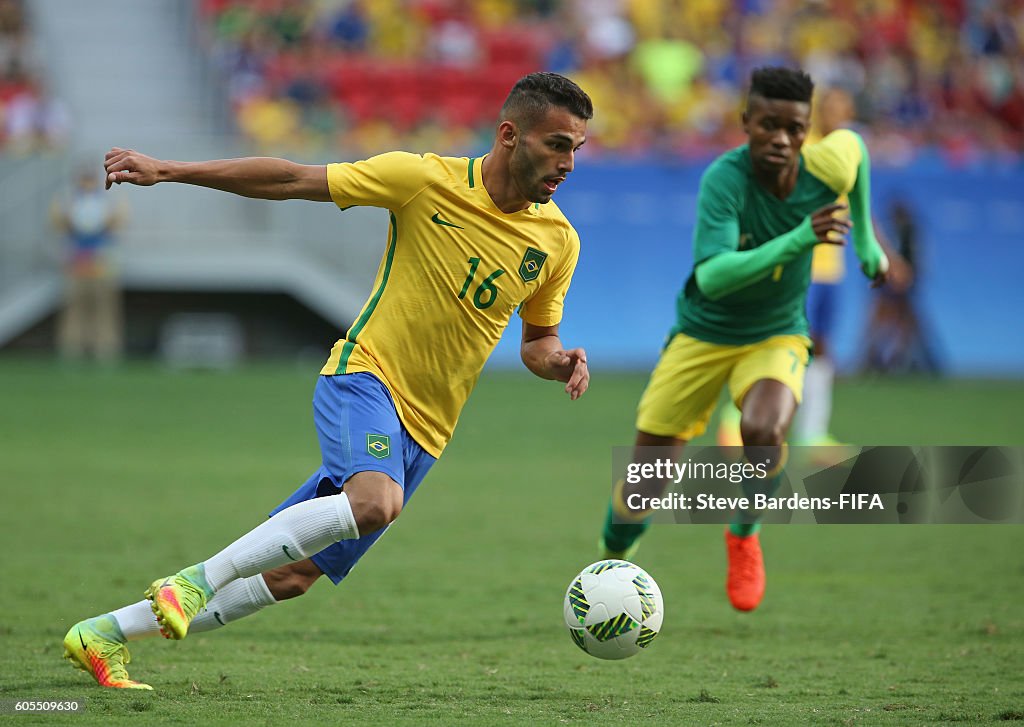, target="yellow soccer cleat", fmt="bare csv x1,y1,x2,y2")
145,569,209,640
63,616,153,690
716,404,743,449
